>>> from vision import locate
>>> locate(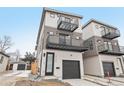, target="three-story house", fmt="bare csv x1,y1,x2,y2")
82,19,124,77
36,8,87,80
